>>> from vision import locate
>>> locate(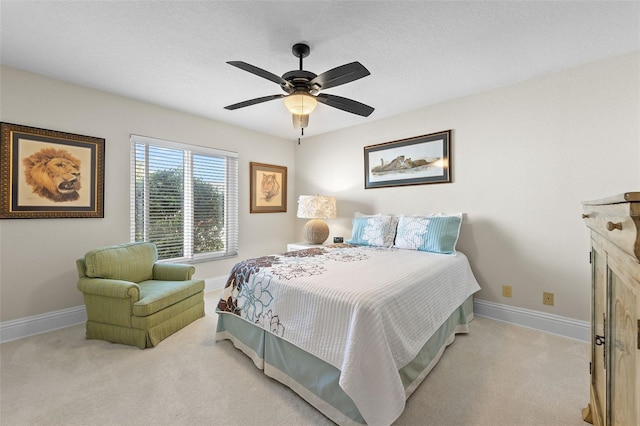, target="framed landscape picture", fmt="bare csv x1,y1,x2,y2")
249,161,287,213
0,122,105,218
364,130,451,189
